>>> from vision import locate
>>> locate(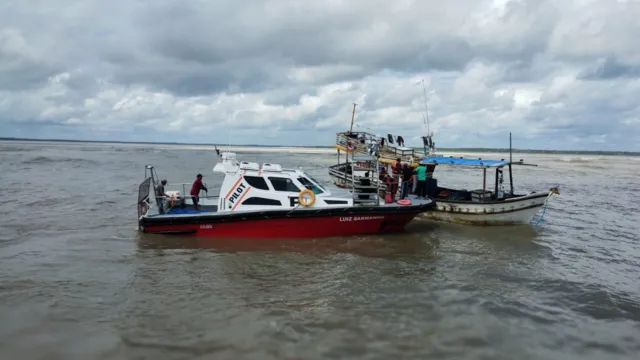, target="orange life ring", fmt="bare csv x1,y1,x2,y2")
397,199,412,205
298,189,316,206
